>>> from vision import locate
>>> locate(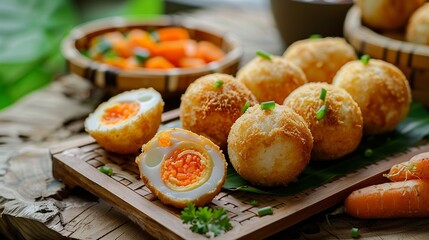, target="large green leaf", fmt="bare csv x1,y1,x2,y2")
223,102,429,195
0,0,165,110
0,0,77,110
